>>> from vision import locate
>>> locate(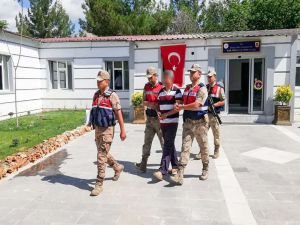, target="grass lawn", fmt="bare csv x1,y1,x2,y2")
0,110,86,160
